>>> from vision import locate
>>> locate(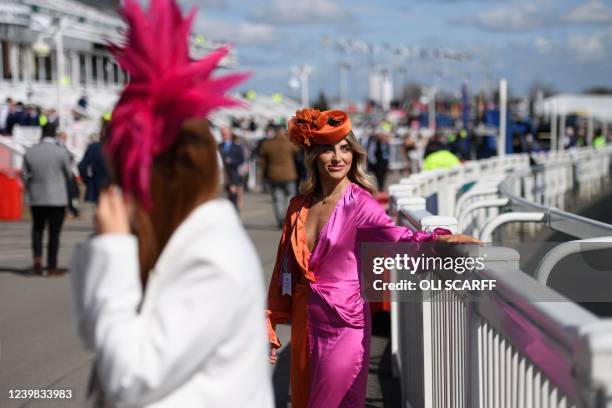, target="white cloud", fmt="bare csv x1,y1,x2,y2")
534,37,552,54
567,28,612,61
564,0,612,24
458,3,547,32
248,0,352,25
196,17,277,45
459,0,612,33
